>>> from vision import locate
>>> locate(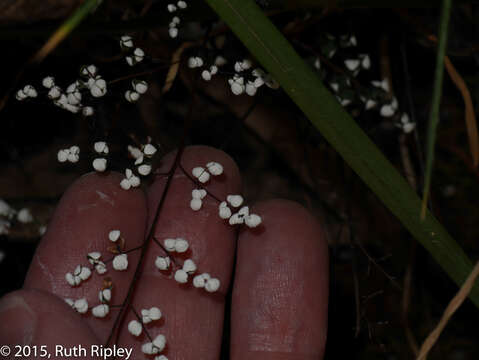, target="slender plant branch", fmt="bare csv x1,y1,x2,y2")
421,0,452,219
